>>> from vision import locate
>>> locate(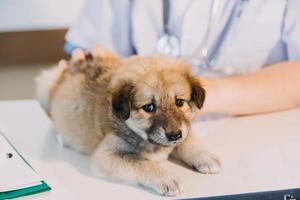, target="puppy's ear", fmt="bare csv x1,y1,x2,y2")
112,82,134,120
187,75,206,109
